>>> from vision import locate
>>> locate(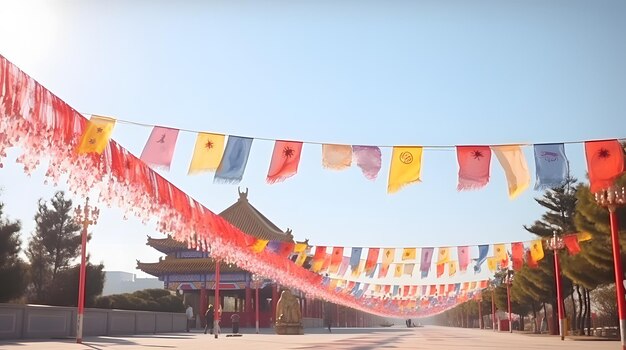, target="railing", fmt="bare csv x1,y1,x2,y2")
0,303,187,340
